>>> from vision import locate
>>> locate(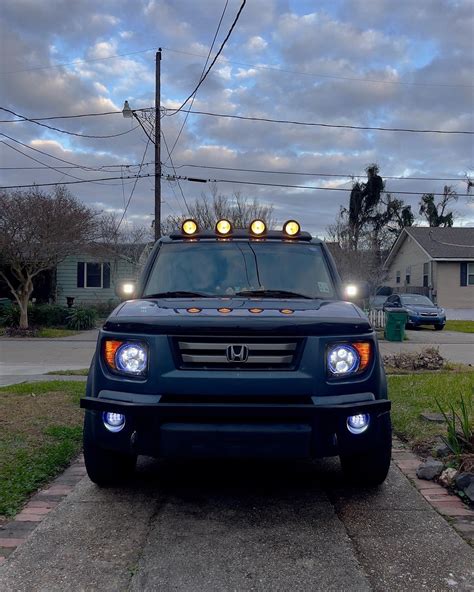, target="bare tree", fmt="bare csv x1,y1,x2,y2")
161,184,275,234
419,185,458,227
0,187,98,328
